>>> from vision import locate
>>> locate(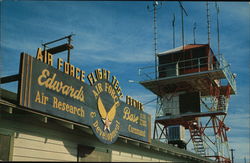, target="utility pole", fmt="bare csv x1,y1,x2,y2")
230,149,235,163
